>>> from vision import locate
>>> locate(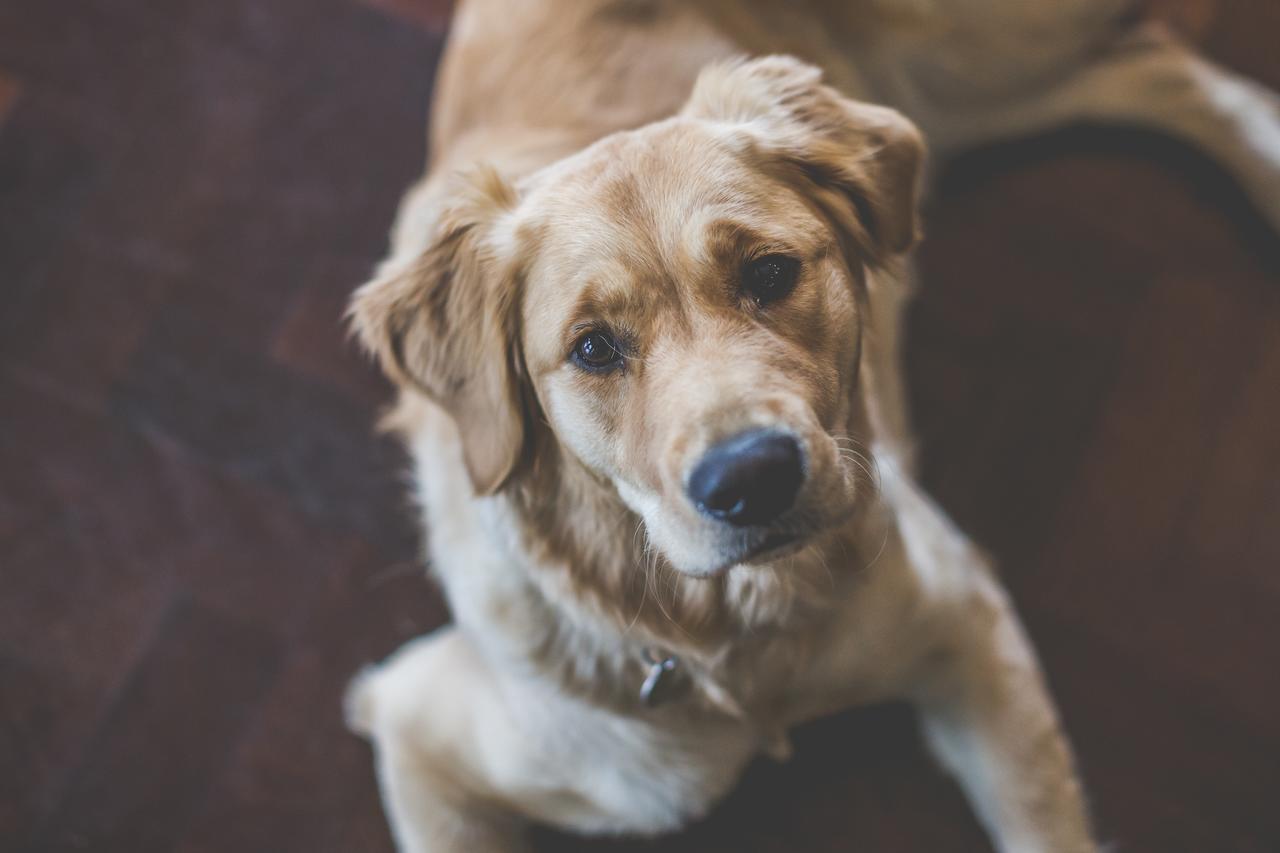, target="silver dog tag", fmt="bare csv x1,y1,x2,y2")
639,651,679,707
